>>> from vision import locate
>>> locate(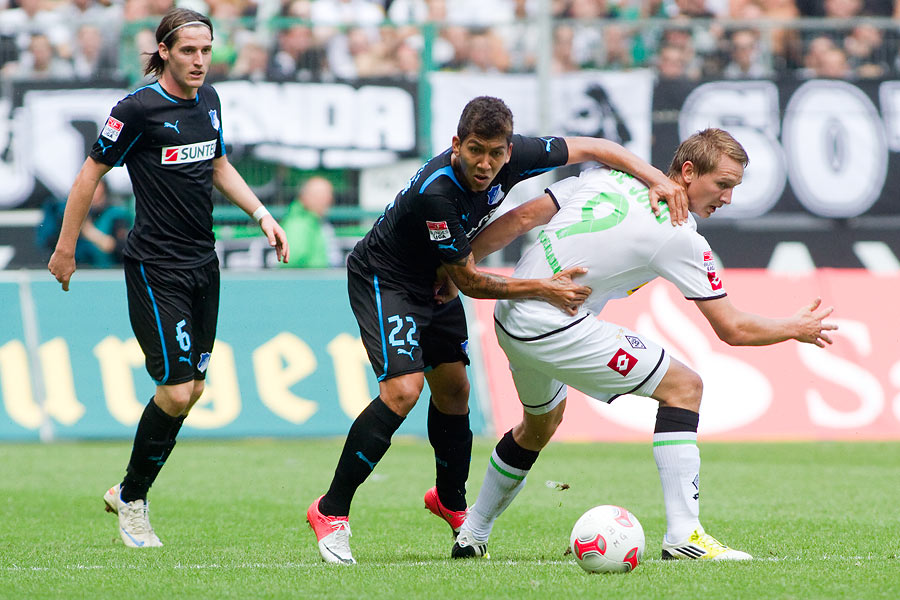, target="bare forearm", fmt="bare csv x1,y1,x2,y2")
717,313,796,346
567,137,666,186
454,267,548,300
213,157,262,215
56,172,102,254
